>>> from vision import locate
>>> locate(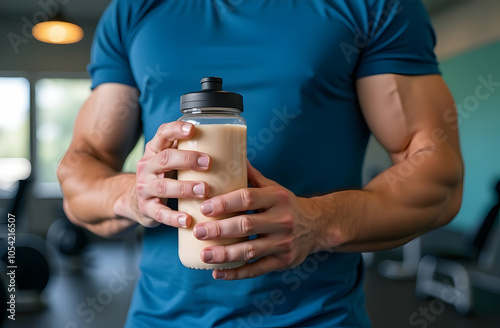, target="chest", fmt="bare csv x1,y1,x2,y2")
128,0,360,105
